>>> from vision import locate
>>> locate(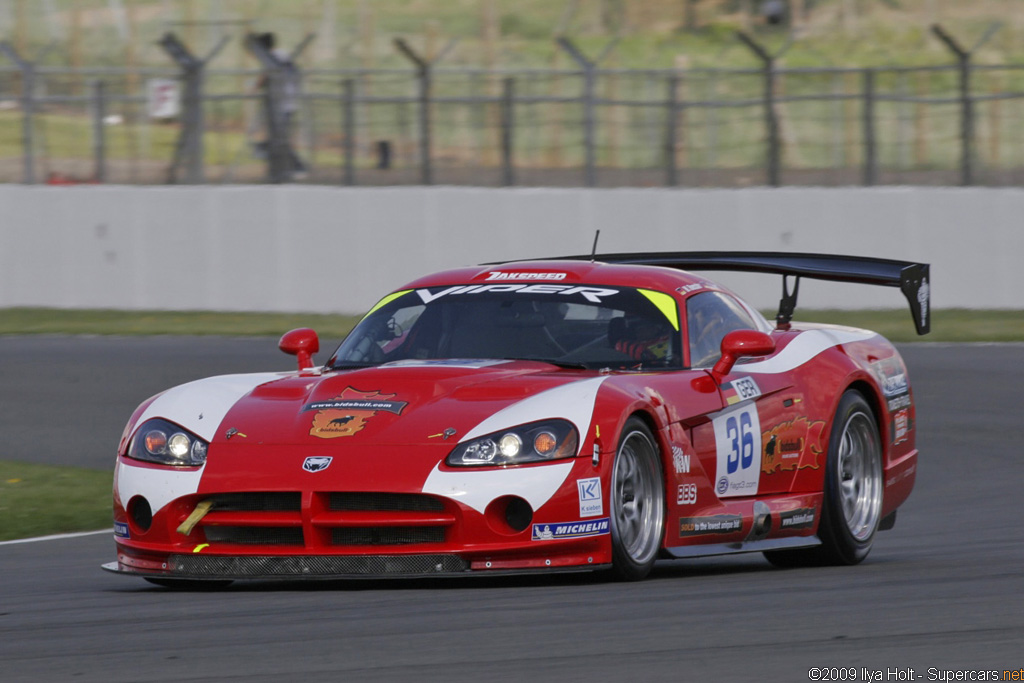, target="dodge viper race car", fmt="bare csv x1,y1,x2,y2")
103,251,929,586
